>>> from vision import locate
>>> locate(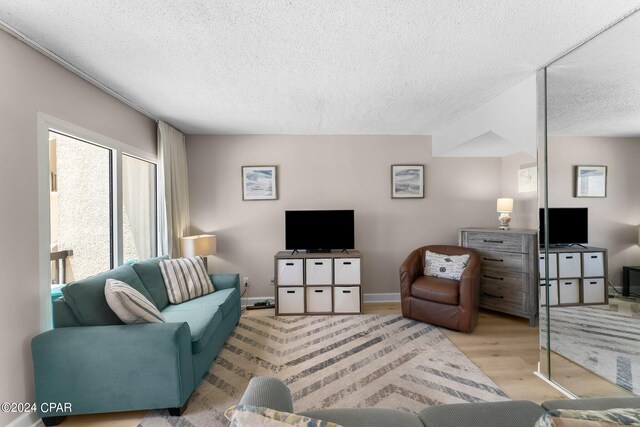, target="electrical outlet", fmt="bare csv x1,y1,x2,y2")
269,276,275,285
243,276,249,287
